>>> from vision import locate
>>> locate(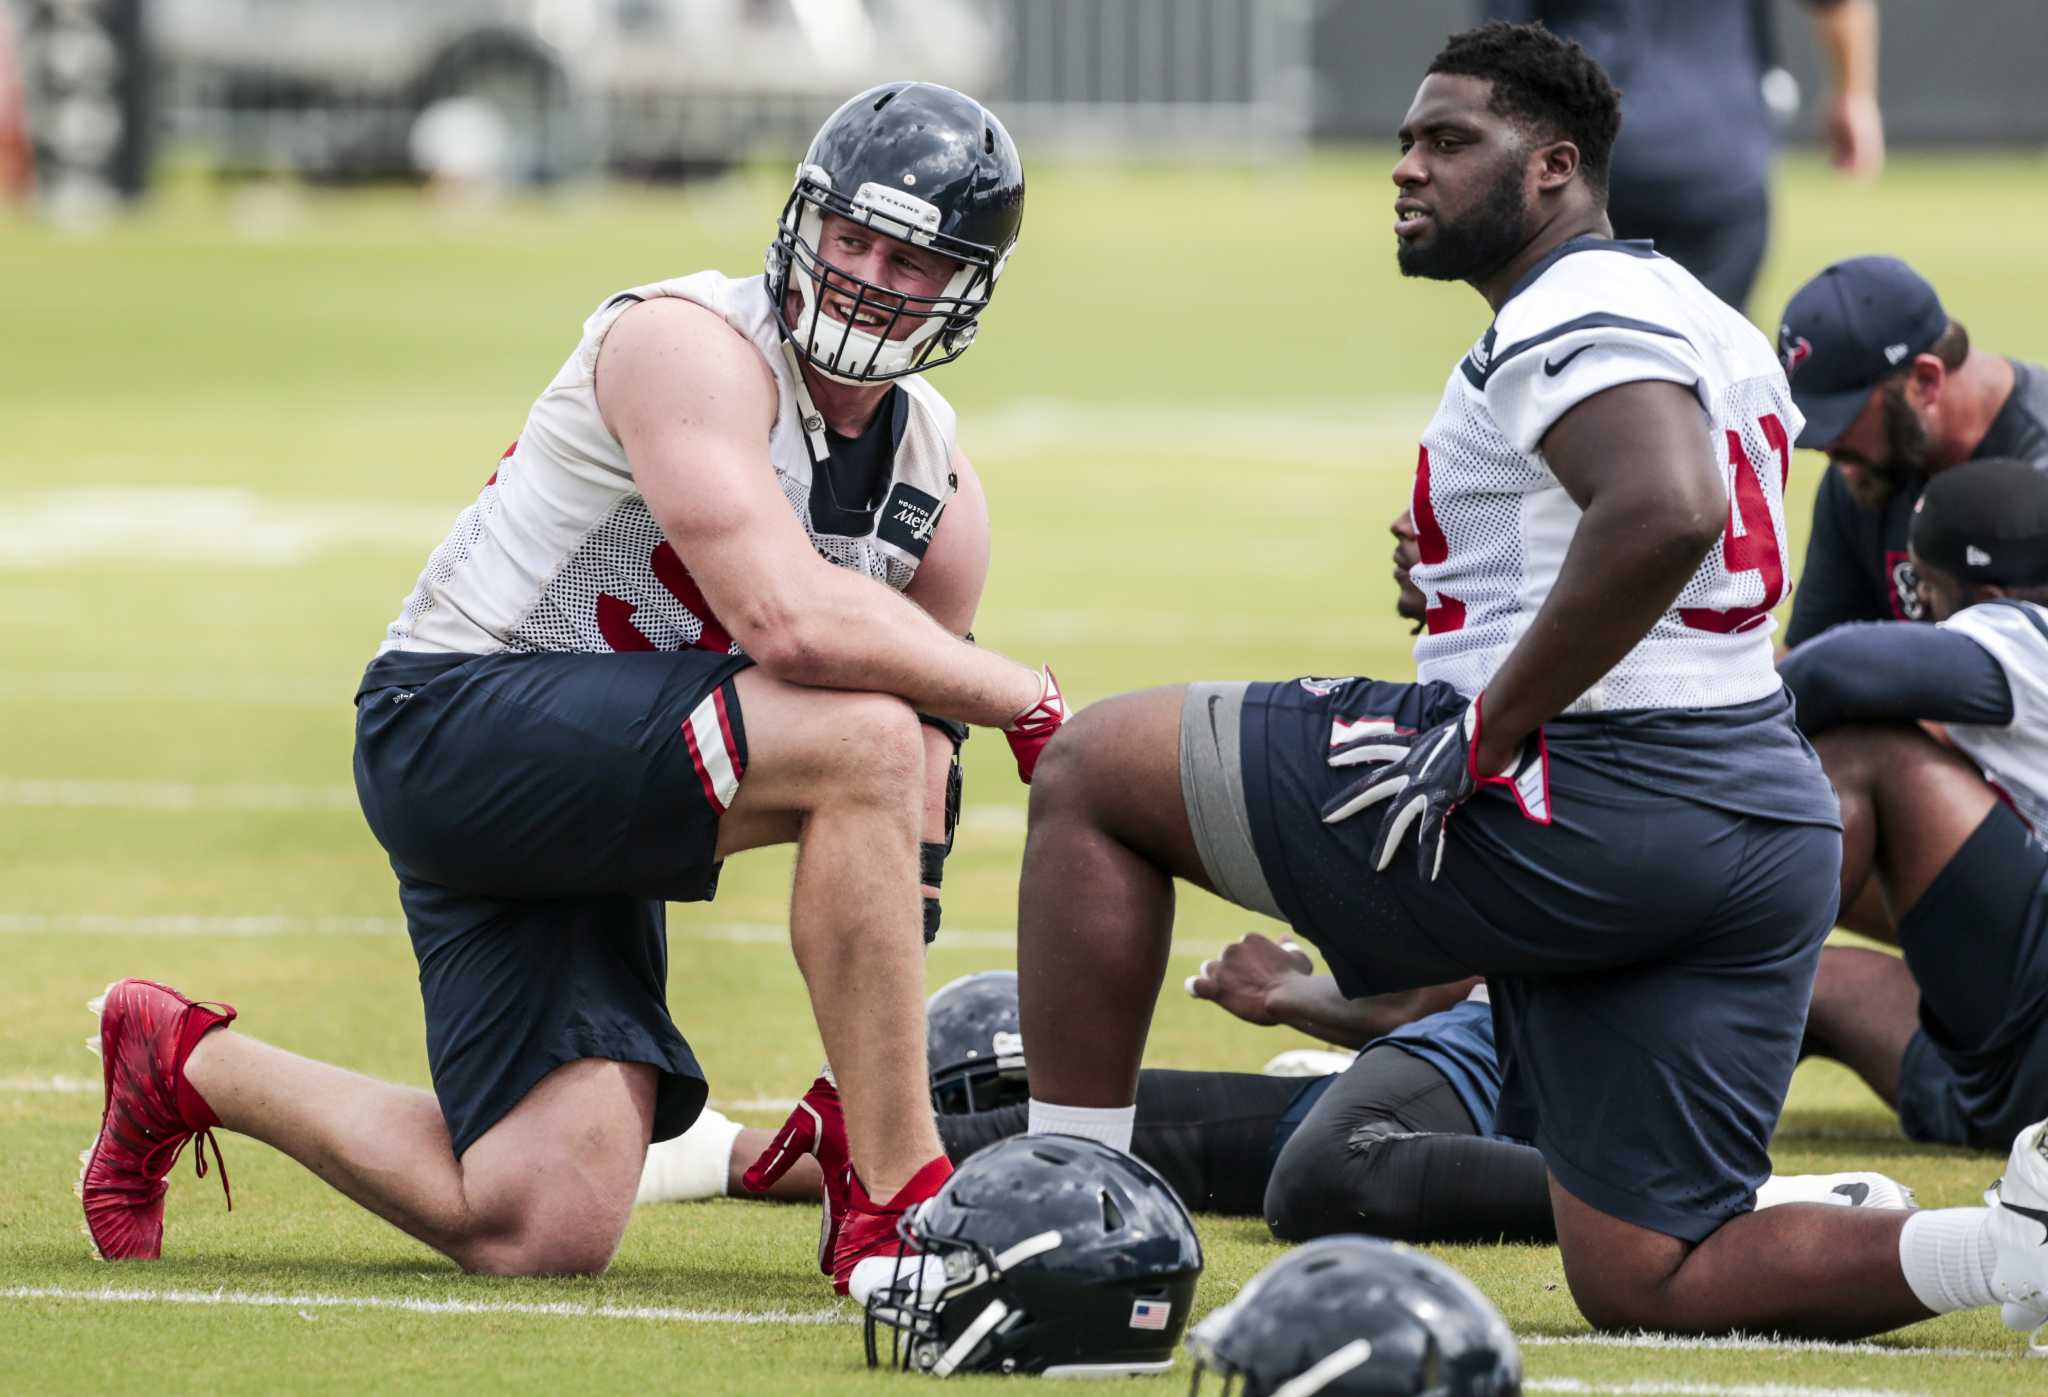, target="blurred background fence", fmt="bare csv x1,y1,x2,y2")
4,0,2045,222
